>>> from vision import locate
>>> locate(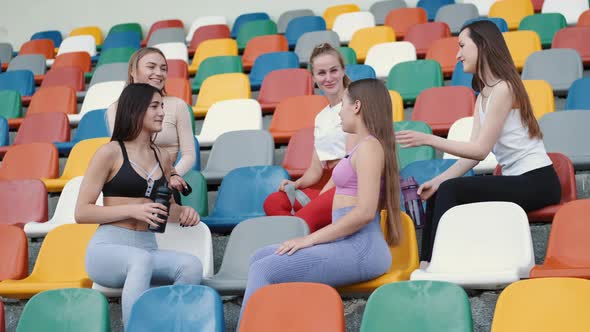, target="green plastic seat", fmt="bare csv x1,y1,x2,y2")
108,22,143,39
96,47,136,67
181,170,209,217
0,90,23,129
236,20,278,51
387,60,443,104
394,121,436,169
338,46,357,65
191,55,243,93
360,281,473,332
16,288,110,332
519,13,567,48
